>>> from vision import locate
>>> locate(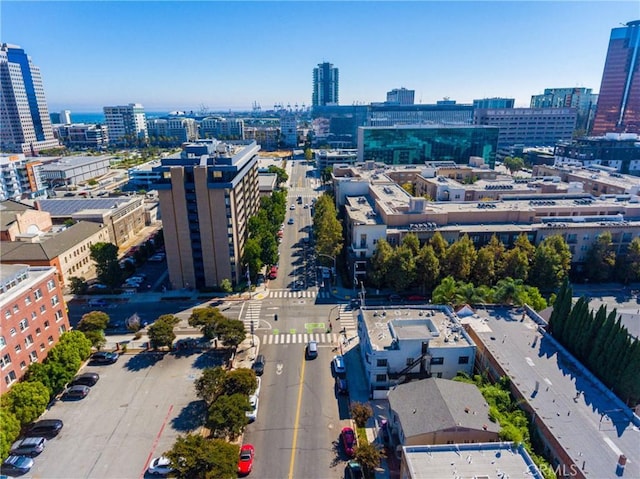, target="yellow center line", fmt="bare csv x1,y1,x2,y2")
288,351,306,479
